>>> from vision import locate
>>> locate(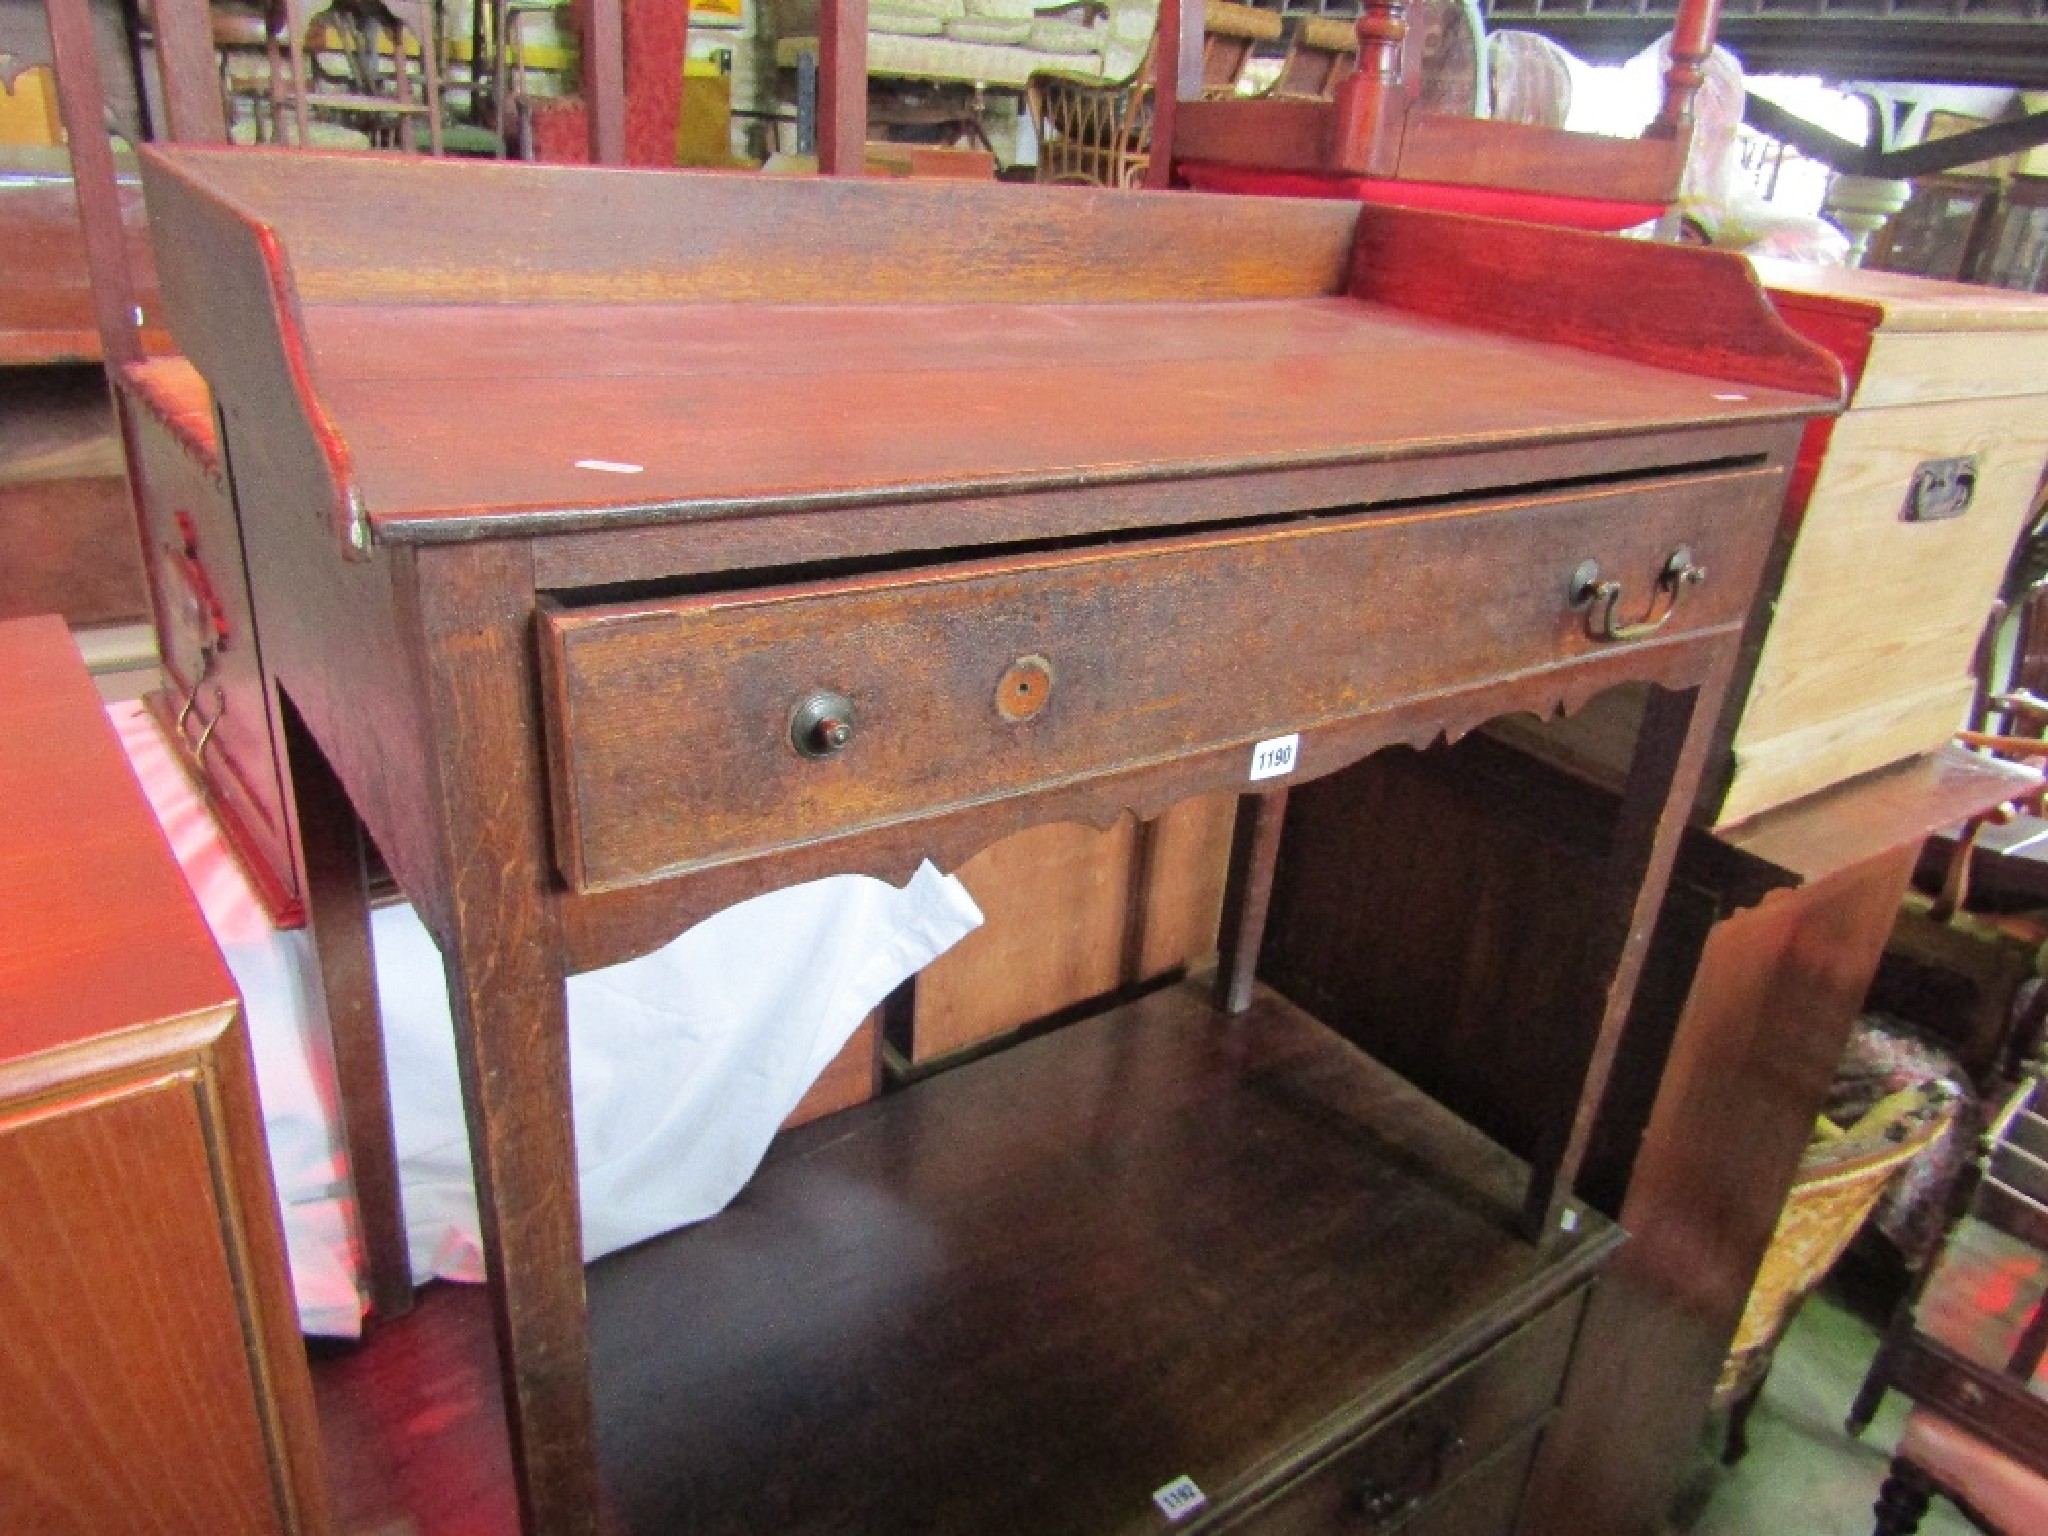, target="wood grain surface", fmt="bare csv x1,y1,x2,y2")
1727,395,2048,786
0,615,331,1536
0,150,168,365
542,470,1780,889
911,799,1233,1064
0,1070,281,1536
311,979,1618,1536
134,149,1841,1536
142,148,1356,309
302,298,1812,538
0,616,228,1058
